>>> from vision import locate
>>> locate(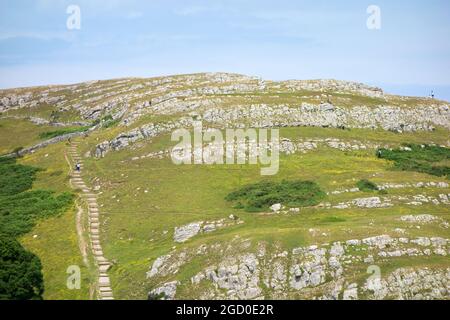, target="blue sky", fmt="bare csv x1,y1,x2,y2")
0,0,449,100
